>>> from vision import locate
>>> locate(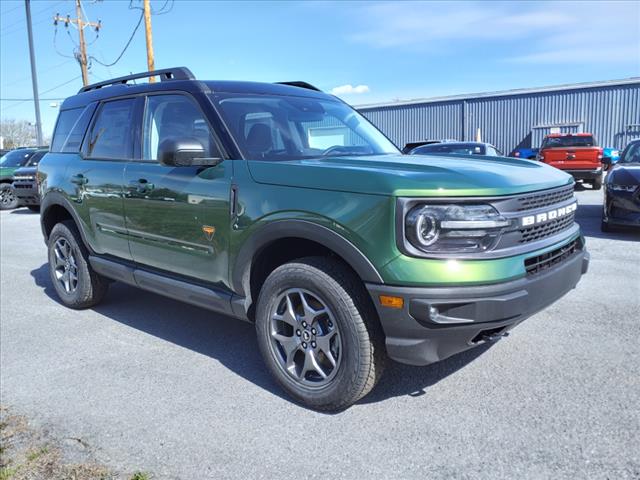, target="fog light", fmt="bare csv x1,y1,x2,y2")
428,305,439,320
